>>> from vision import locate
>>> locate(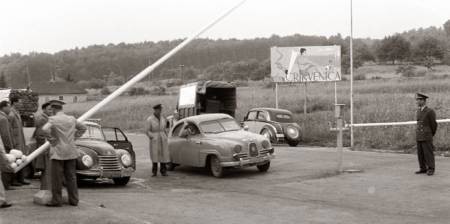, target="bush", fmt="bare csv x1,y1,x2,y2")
396,65,418,77
354,73,366,80
100,87,110,95
128,87,149,96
